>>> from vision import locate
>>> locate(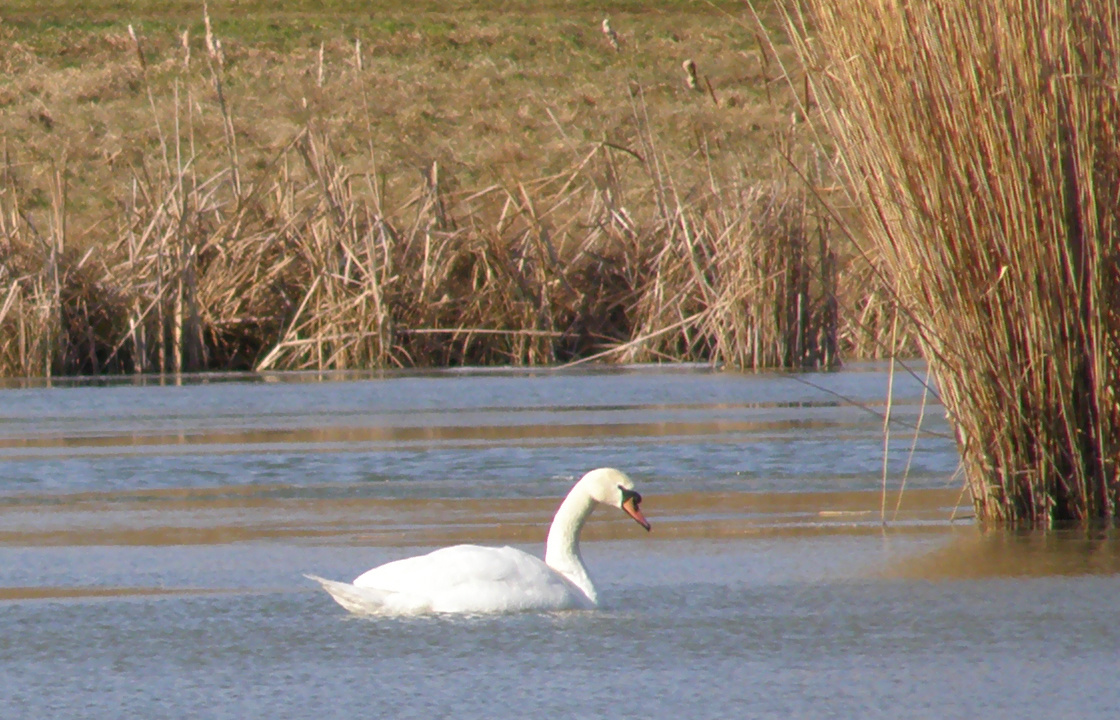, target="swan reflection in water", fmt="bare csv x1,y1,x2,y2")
307,468,650,615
